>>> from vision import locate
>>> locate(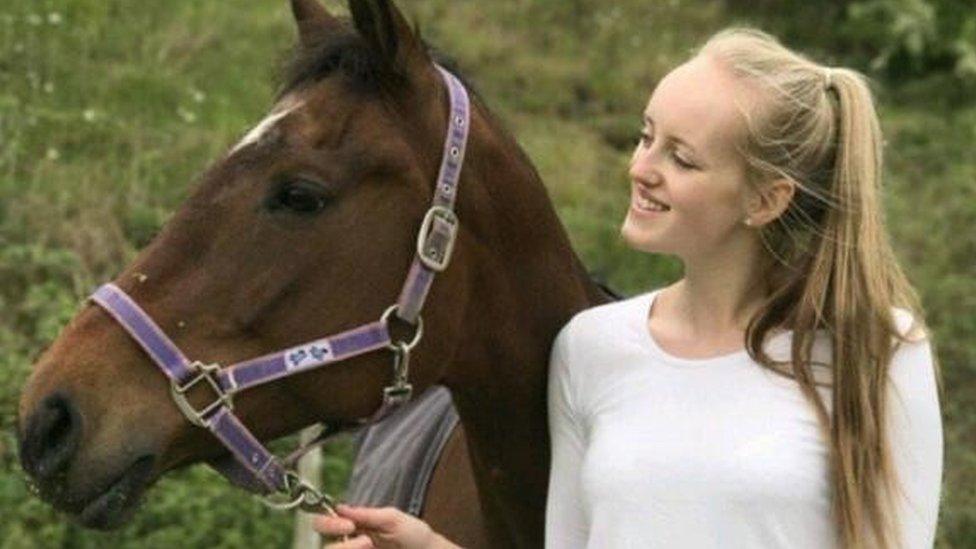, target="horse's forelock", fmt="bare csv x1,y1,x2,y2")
276,16,476,97
278,23,403,98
